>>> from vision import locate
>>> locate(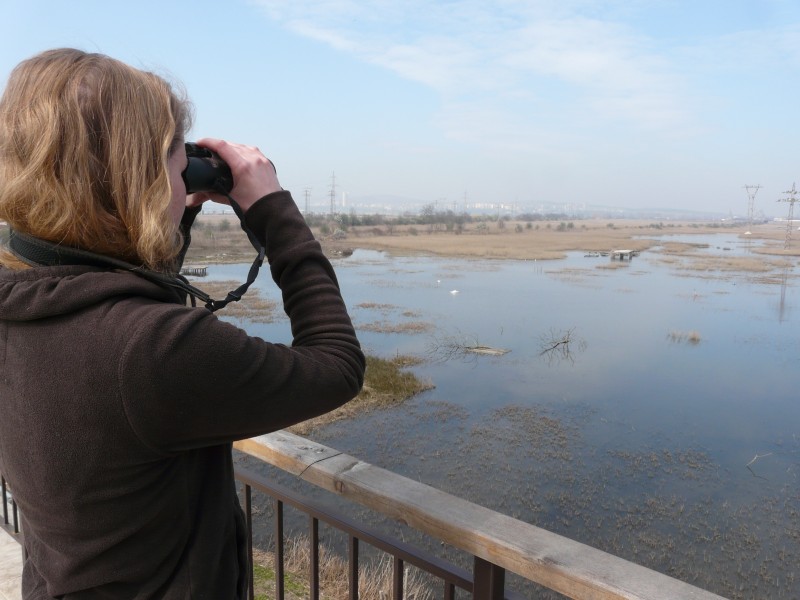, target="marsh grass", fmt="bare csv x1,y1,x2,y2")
595,261,631,270
192,280,280,323
251,536,433,600
184,215,256,263
358,320,433,334
681,256,785,273
330,401,800,599
667,330,702,345
353,302,434,334
320,219,734,261
654,241,794,277
355,302,398,310
289,355,433,435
